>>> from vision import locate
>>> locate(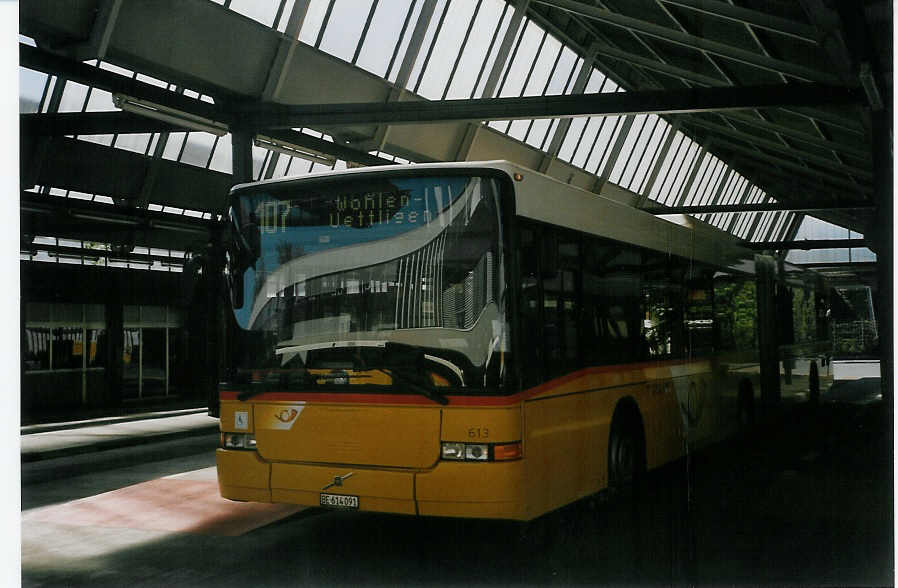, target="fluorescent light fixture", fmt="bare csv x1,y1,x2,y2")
254,134,336,165
112,94,229,136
